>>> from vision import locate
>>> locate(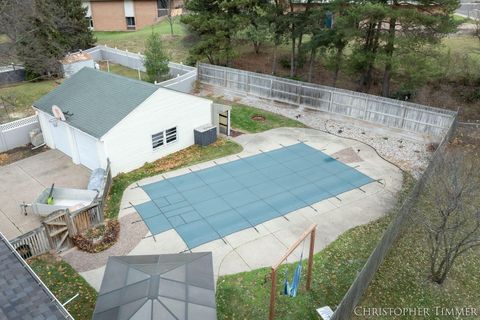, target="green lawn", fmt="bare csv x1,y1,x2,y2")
442,35,480,60
28,254,97,320
0,34,10,44
0,80,59,124
230,104,307,133
94,20,192,63
105,138,243,219
216,174,414,320
98,62,148,82
452,14,474,24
